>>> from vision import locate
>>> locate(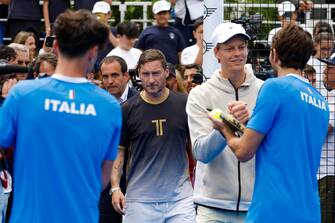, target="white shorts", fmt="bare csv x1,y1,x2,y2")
123,196,196,223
